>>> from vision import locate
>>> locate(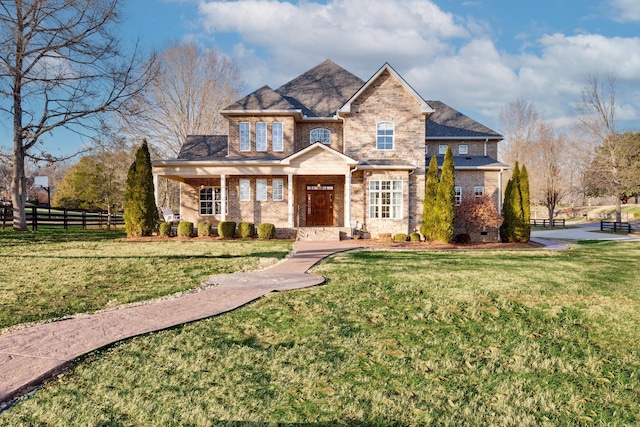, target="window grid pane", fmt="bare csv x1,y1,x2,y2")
474,186,484,198
369,180,402,219
459,145,468,155
240,179,250,201
256,179,267,201
310,128,331,144
376,122,394,150
273,179,284,201
256,122,267,152
455,186,462,206
272,122,283,151
240,122,250,151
